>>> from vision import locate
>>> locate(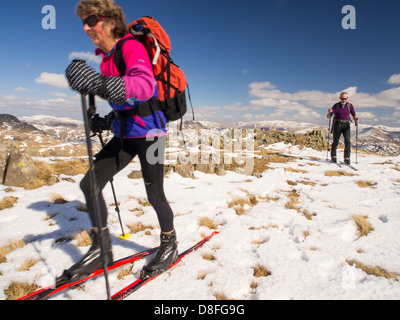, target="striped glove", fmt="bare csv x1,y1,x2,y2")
66,60,126,105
